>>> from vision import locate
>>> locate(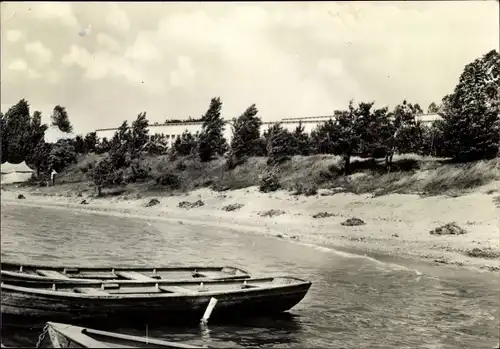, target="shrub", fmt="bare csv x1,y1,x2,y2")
291,183,318,196
312,212,336,219
429,222,467,235
258,209,285,217
465,248,500,259
259,166,281,193
155,172,181,190
341,218,366,226
222,203,244,212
